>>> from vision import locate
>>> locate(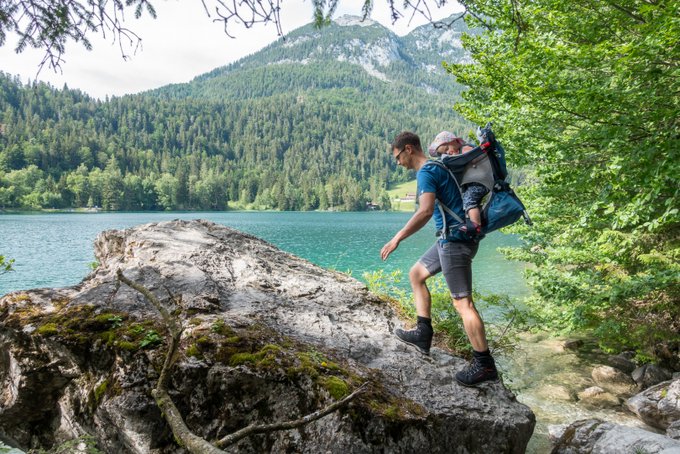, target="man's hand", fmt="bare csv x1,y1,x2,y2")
380,192,435,261
380,237,400,261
